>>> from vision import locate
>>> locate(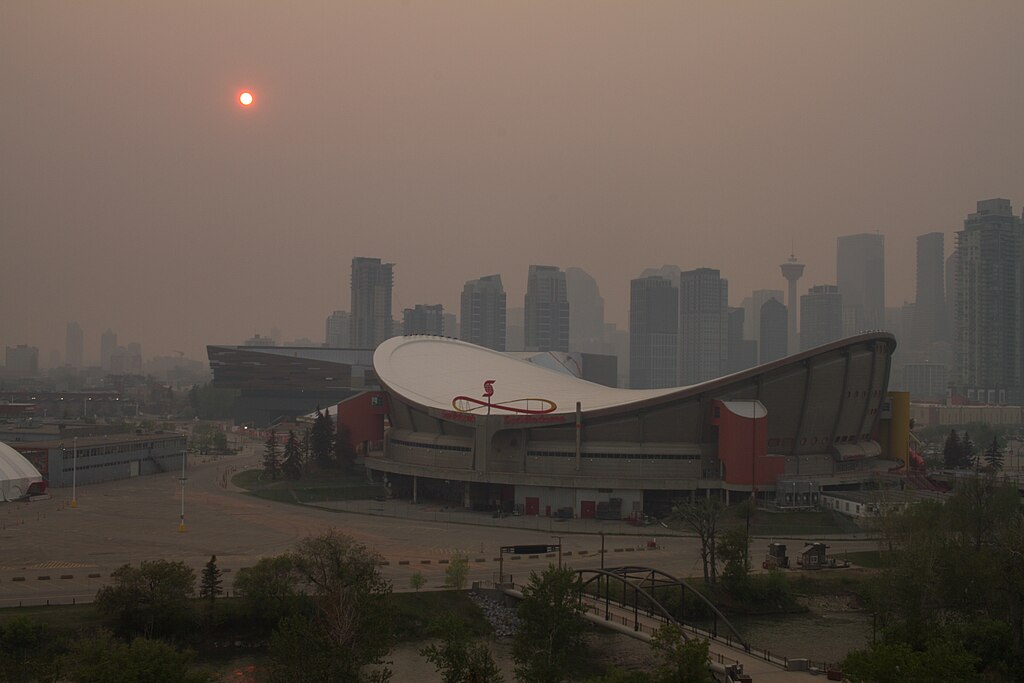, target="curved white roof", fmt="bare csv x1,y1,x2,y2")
374,336,682,414
0,440,43,502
